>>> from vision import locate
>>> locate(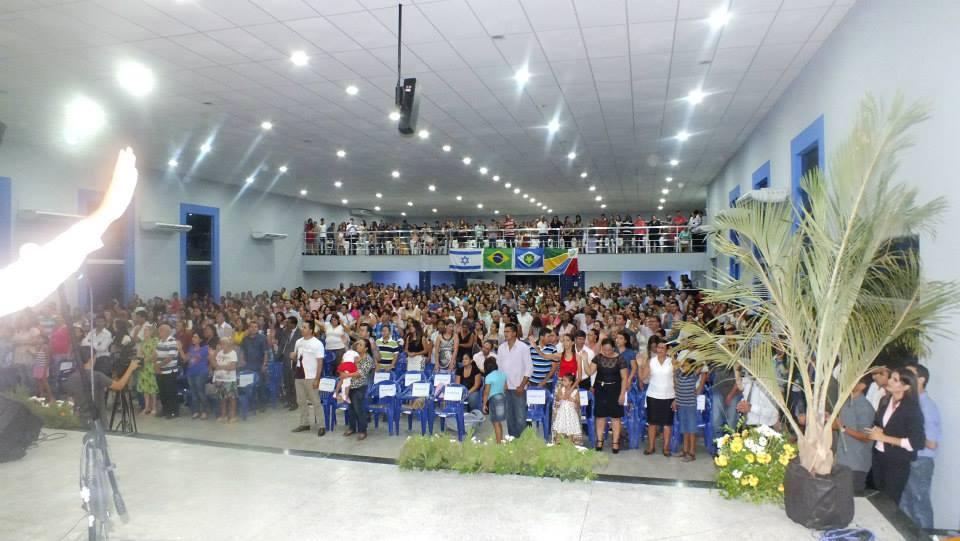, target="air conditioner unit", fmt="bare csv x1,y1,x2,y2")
350,208,375,217
736,188,789,205
140,221,192,233
251,231,288,241
18,209,85,220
